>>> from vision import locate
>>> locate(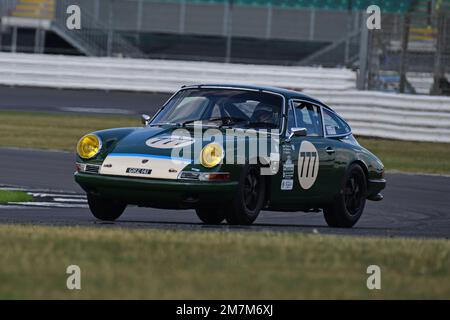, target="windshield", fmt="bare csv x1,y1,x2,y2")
151,88,283,129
